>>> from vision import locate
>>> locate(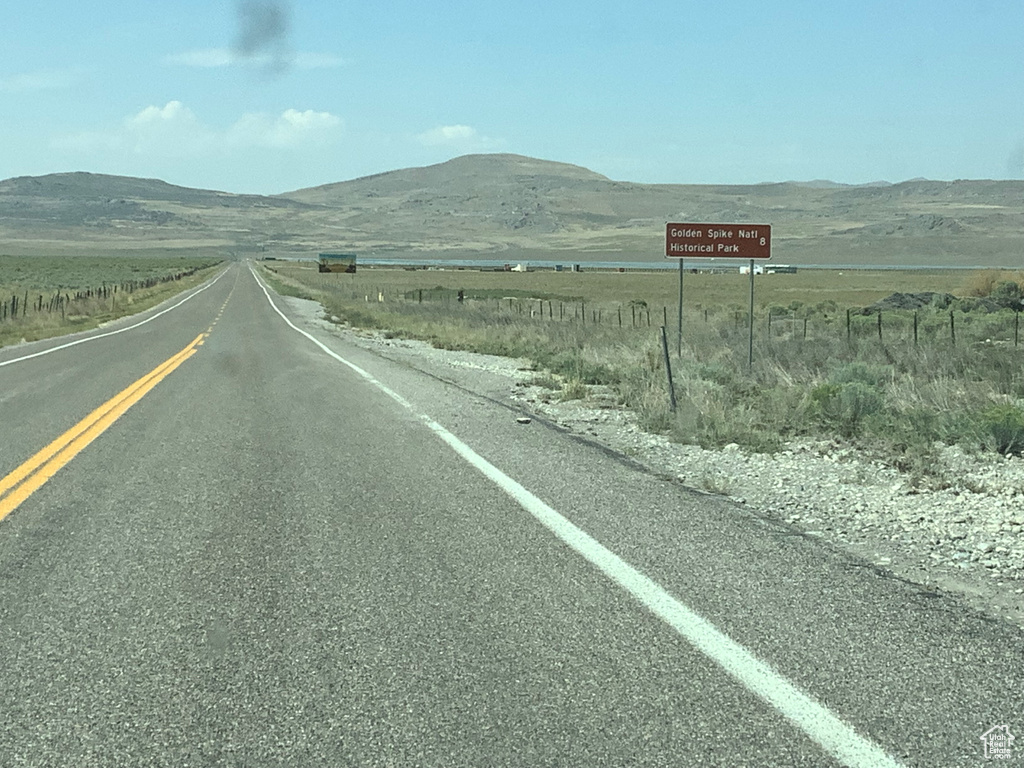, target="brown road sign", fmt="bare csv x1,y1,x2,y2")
666,223,772,259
